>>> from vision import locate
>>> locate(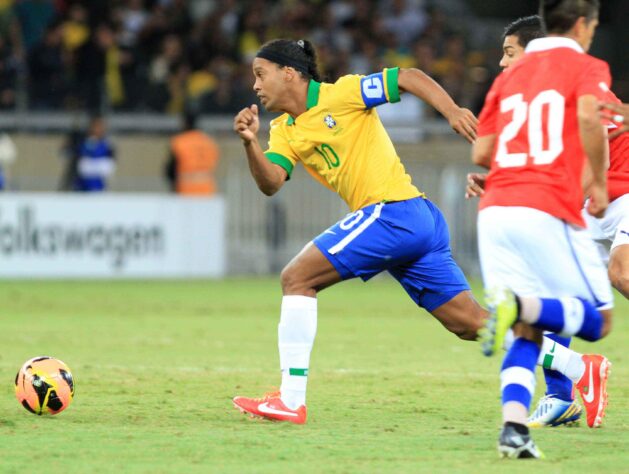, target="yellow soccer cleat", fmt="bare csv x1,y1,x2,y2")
480,287,518,357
